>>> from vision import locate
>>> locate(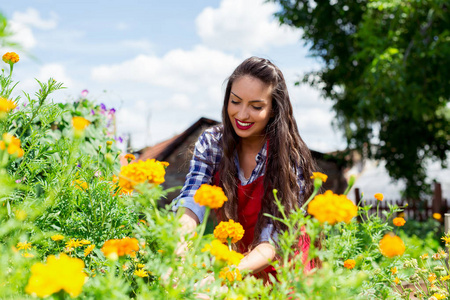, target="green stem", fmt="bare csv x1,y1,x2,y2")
300,184,320,212
193,207,210,252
